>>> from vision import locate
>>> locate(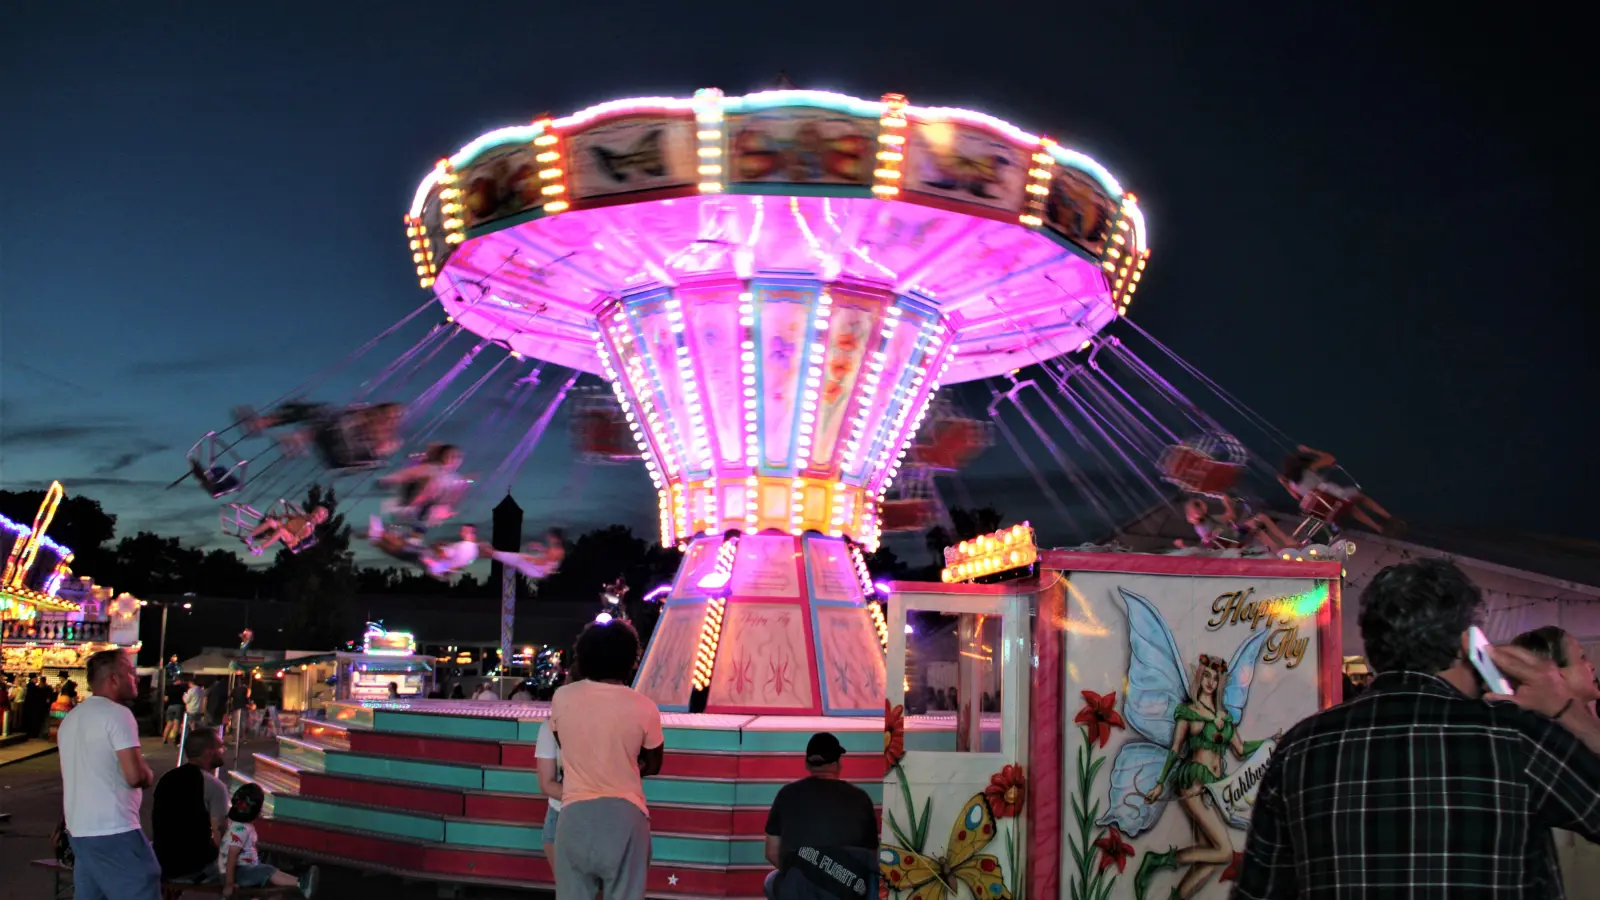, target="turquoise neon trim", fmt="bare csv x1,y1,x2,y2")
726,183,875,199
325,753,485,790
273,794,444,842
444,820,541,852
1045,145,1123,197
373,710,520,741
453,124,546,171
482,768,542,795
723,92,883,118
462,204,548,241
